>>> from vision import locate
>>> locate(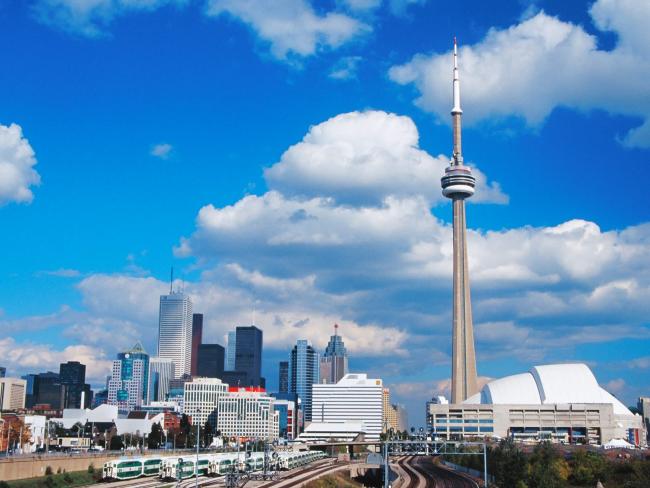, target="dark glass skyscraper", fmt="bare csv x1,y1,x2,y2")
279,361,289,393
197,344,225,379
290,340,319,421
33,372,64,409
60,361,91,409
235,325,264,387
191,313,203,376
0,367,5,378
